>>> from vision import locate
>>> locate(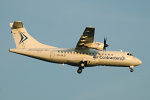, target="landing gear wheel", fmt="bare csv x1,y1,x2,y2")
130,69,134,72
77,69,82,74
81,63,85,67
